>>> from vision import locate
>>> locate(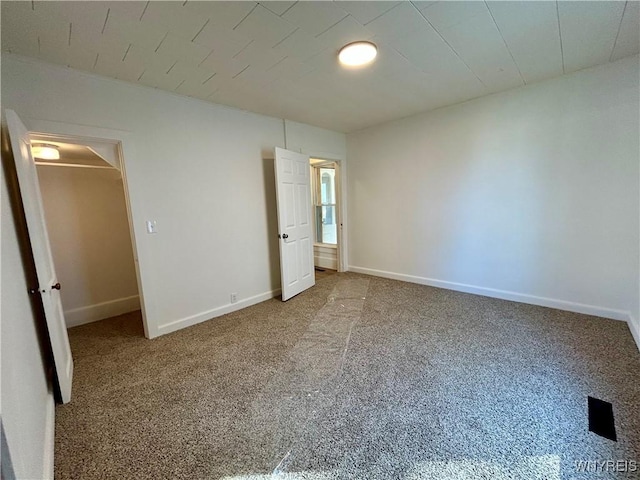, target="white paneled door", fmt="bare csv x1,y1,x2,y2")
6,109,74,403
274,147,315,301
